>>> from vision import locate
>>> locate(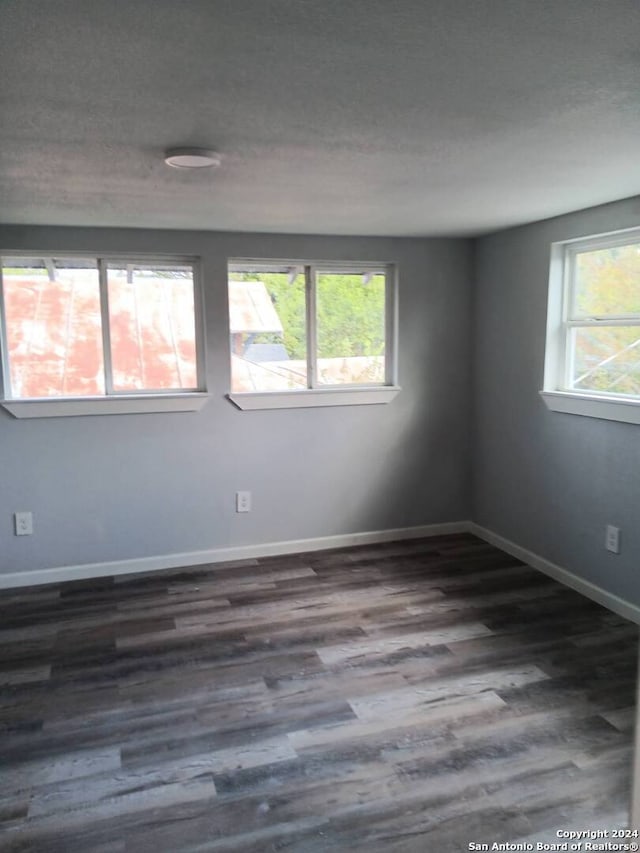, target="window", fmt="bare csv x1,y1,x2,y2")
227,260,399,409
0,254,207,418
541,228,640,425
